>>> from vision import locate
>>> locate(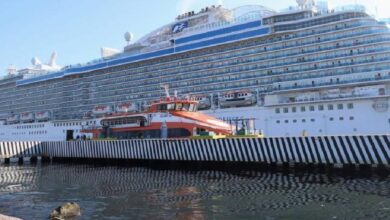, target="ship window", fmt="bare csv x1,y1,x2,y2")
283,108,288,113
328,104,334,110
276,120,280,124
158,104,167,111
339,117,344,121
293,119,297,123
347,103,354,109
292,107,297,113
285,120,289,123
309,106,315,111
302,119,306,123
182,103,190,111
189,104,196,112
176,103,183,110
337,104,343,110
330,117,334,121
301,106,306,112
275,108,280,114
349,116,354,120
311,118,315,122
318,105,324,111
